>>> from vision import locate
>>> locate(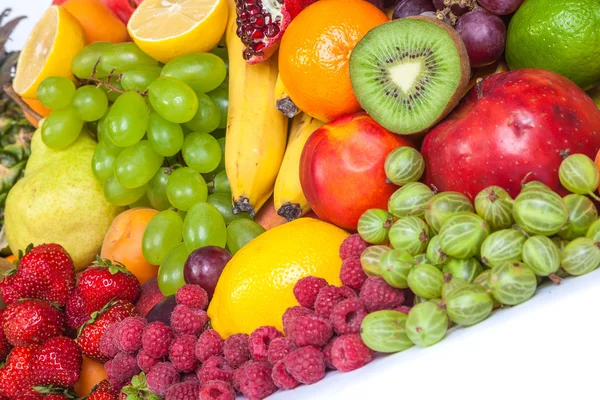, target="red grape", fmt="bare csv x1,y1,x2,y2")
393,0,436,19
477,0,524,15
384,0,400,7
146,295,177,325
433,0,469,16
366,0,386,10
455,8,506,68
183,246,232,299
